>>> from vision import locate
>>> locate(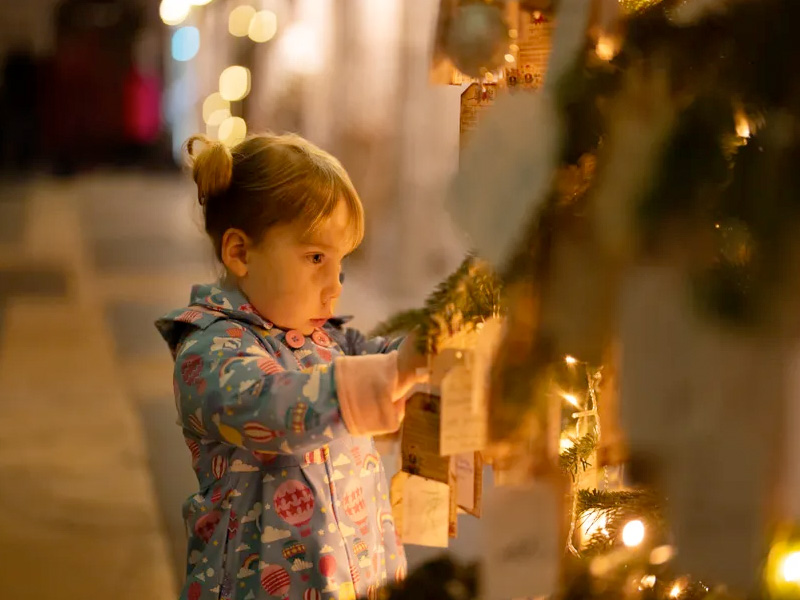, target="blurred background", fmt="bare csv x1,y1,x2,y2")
0,0,476,597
